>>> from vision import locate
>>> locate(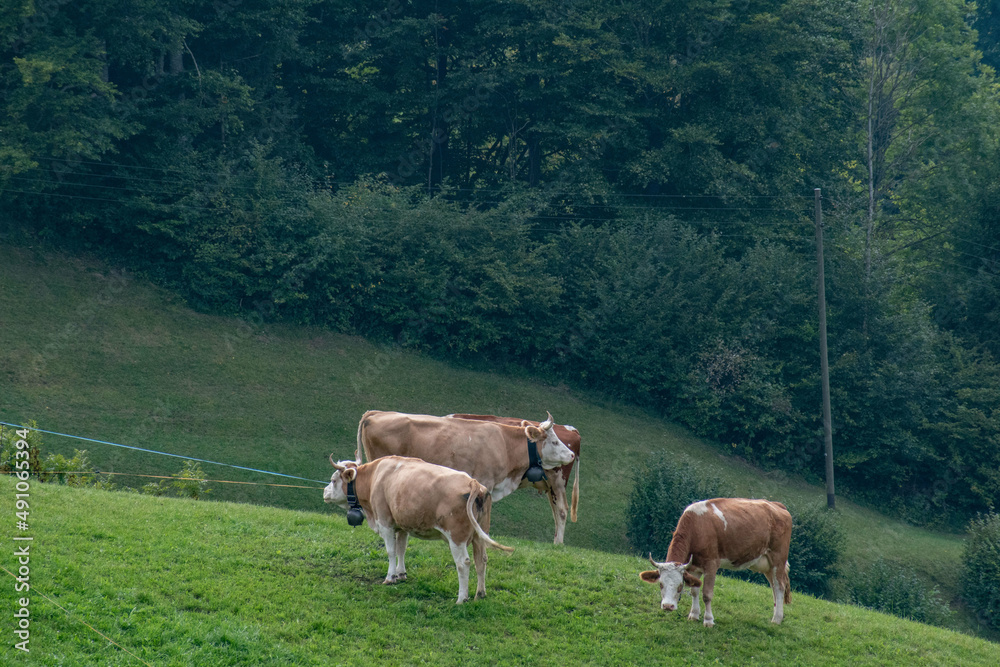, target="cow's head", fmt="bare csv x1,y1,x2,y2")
524,412,575,468
323,457,359,507
640,555,699,611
